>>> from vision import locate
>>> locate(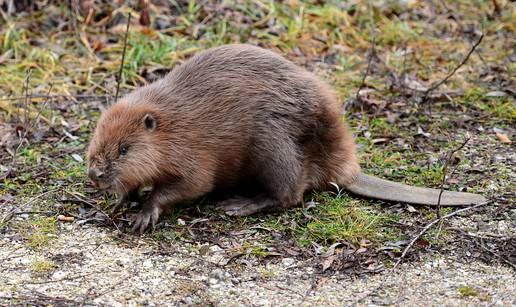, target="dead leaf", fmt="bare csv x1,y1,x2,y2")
486,91,508,97
71,154,83,162
447,178,459,184
372,138,389,144
416,126,431,138
322,255,336,272
496,132,511,144
324,242,343,257
139,0,151,26
356,247,367,254
415,239,430,248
